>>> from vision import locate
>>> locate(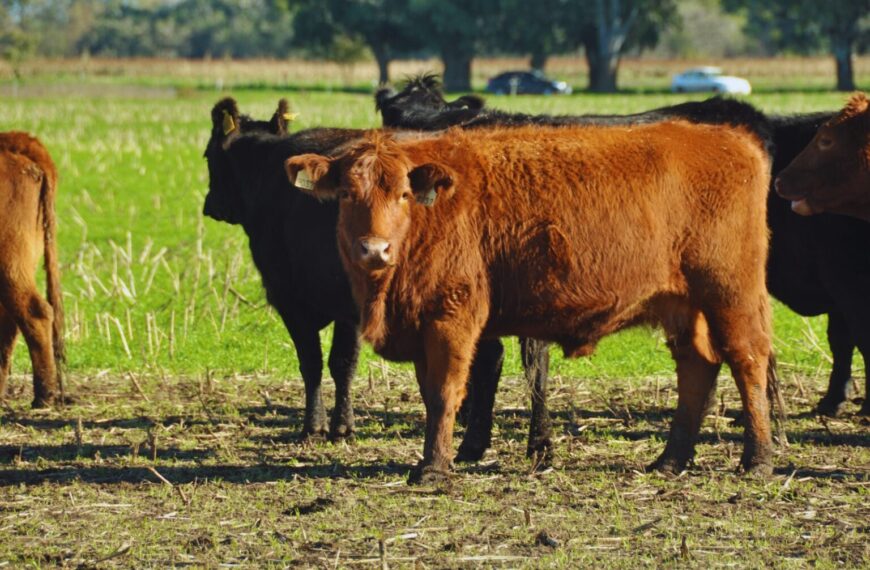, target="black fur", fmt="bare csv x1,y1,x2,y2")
203,98,512,446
